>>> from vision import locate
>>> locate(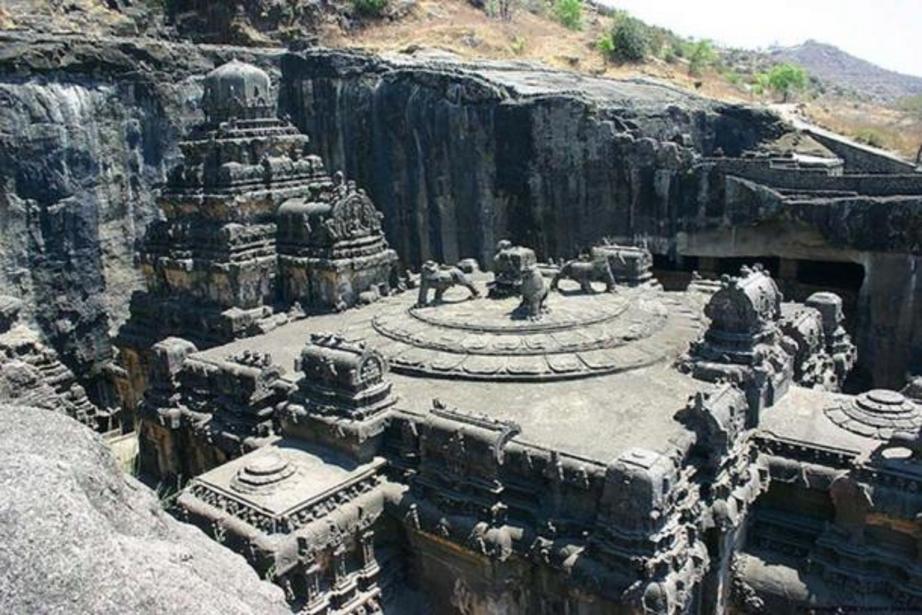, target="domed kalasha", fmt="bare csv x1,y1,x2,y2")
201,59,274,124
